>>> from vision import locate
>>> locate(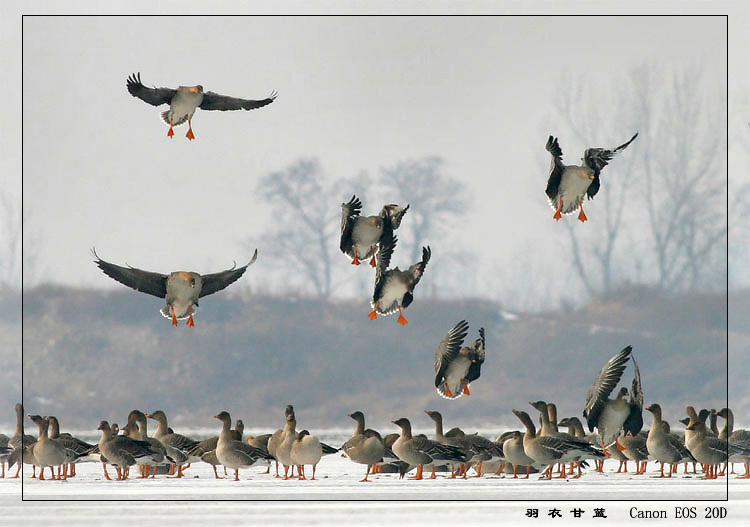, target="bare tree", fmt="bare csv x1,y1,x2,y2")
251,158,370,298
550,64,726,296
